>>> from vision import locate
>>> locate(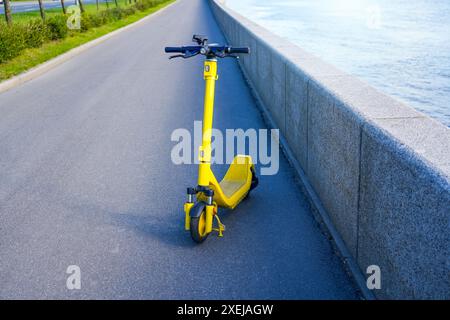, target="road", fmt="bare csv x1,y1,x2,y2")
0,0,96,14
0,0,359,299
